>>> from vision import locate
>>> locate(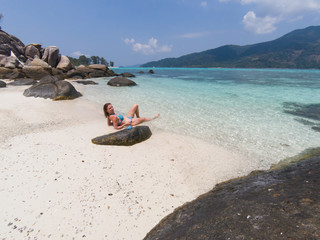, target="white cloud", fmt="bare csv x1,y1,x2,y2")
221,0,320,34
201,1,208,8
179,31,210,38
71,51,90,57
239,0,320,15
243,11,279,34
124,38,172,55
